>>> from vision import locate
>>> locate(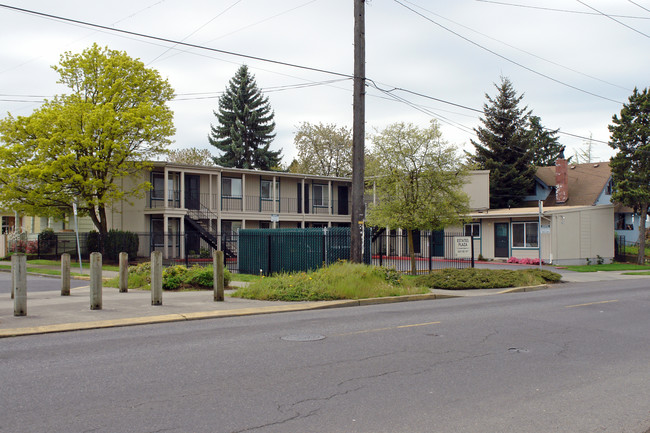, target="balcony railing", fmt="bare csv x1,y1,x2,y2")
148,190,352,216
147,190,181,209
